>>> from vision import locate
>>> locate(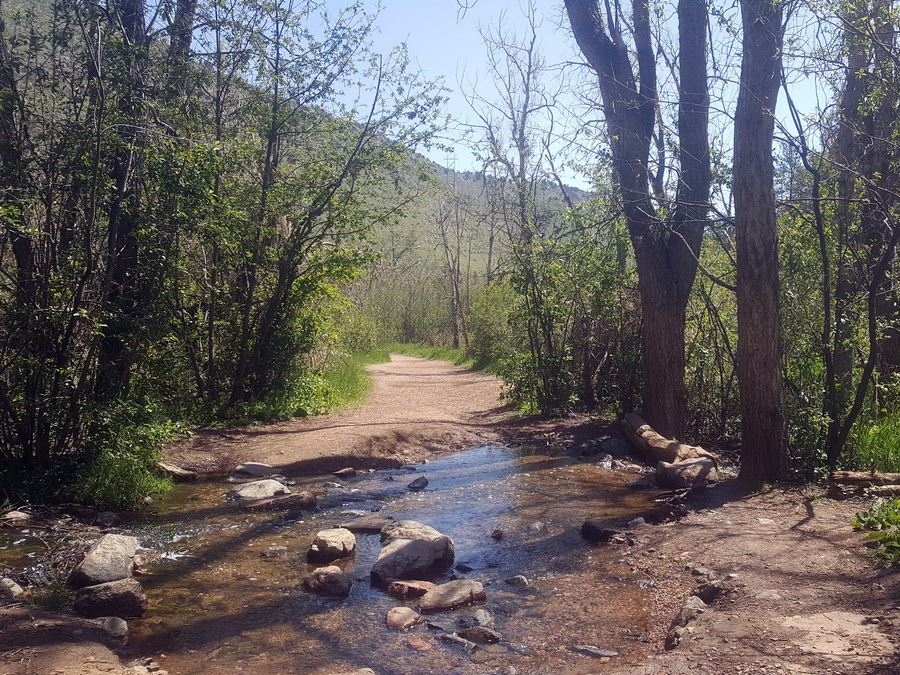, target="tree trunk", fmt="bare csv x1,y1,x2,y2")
733,0,787,482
